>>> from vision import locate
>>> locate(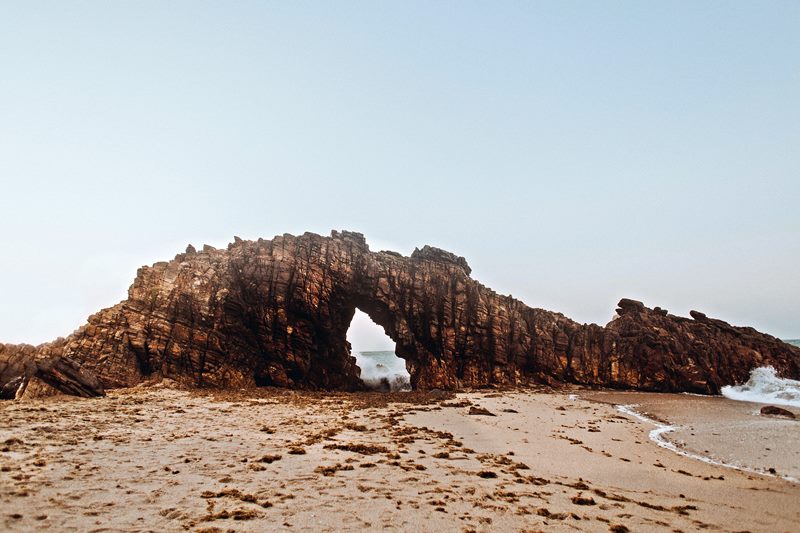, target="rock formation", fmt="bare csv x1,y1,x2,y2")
2,230,799,398
0,341,104,399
